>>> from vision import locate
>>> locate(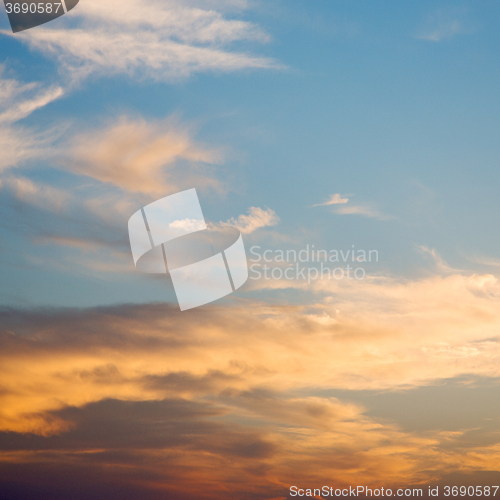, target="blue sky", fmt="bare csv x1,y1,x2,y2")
4,2,500,498
2,0,500,308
